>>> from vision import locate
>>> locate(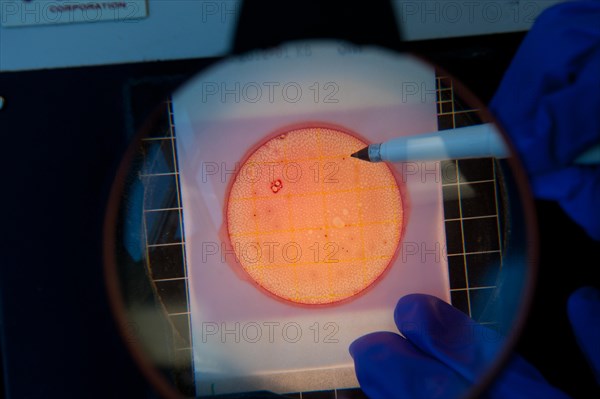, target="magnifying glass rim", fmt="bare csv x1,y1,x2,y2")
433,65,539,399
103,42,539,399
